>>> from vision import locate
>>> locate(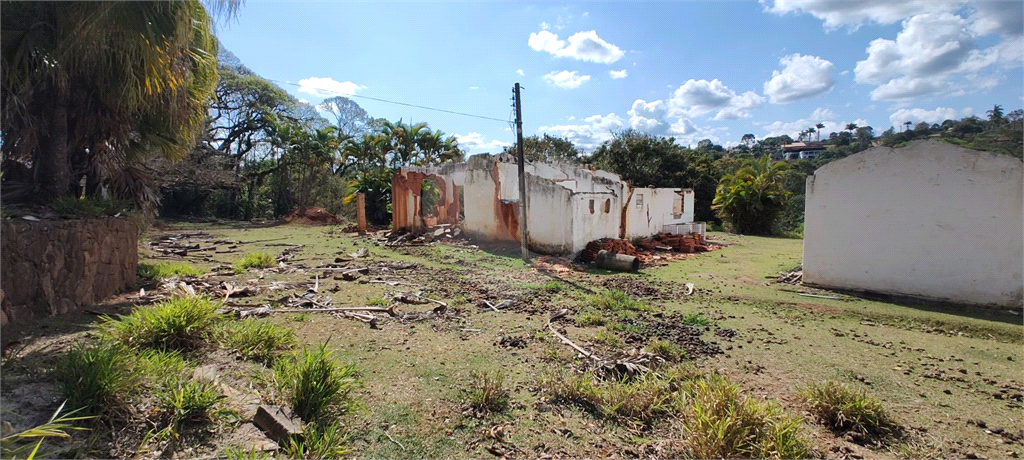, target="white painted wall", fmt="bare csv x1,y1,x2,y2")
624,188,692,238
803,140,1023,308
